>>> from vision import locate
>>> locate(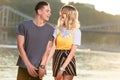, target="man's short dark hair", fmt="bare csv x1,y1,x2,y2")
35,1,49,14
